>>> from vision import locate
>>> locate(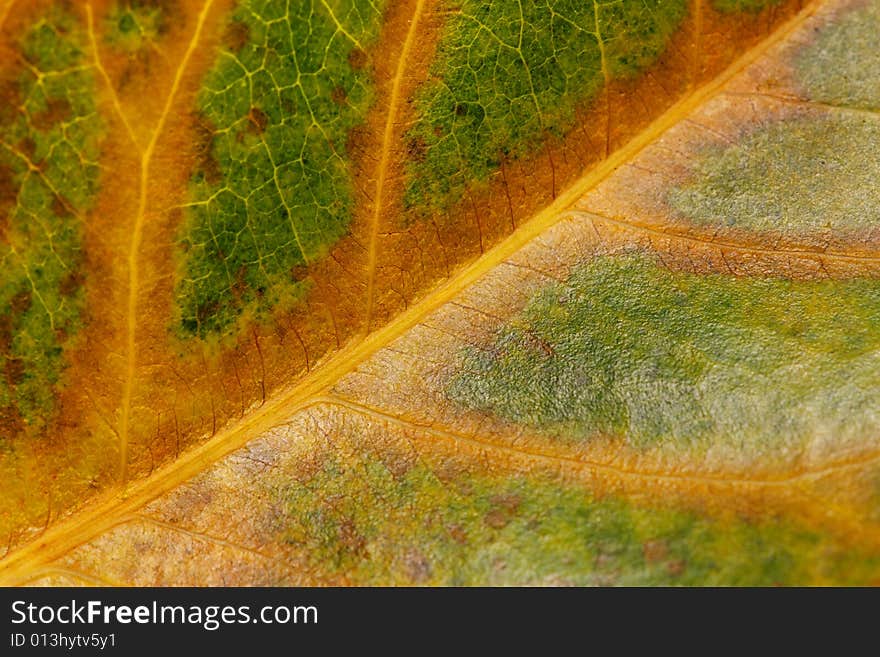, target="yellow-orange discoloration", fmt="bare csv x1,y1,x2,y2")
4,0,874,587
